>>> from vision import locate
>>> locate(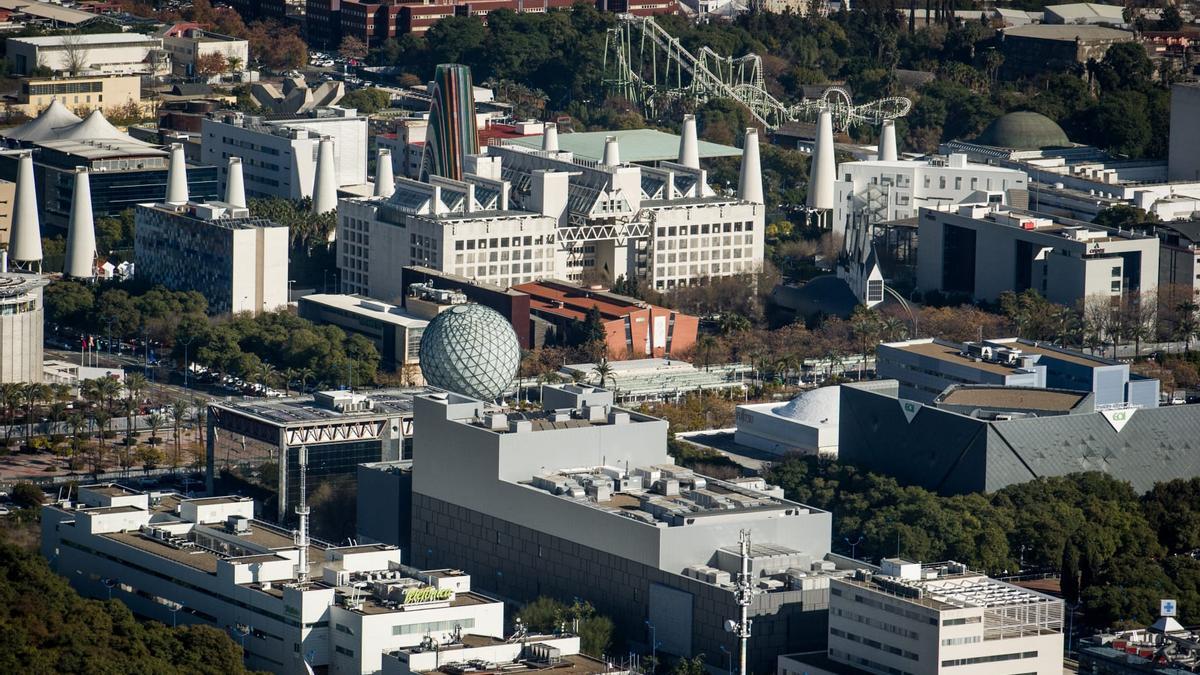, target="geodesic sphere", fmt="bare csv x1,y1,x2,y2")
419,303,520,401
